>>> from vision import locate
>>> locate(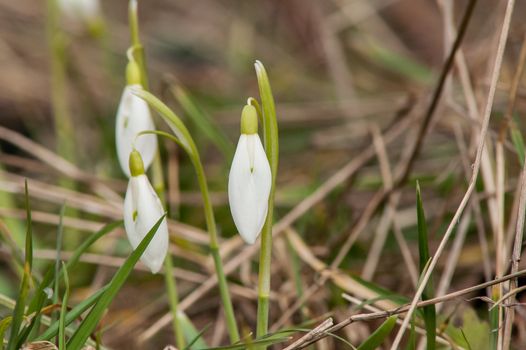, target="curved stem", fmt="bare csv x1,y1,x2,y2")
190,155,240,343
134,88,240,343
